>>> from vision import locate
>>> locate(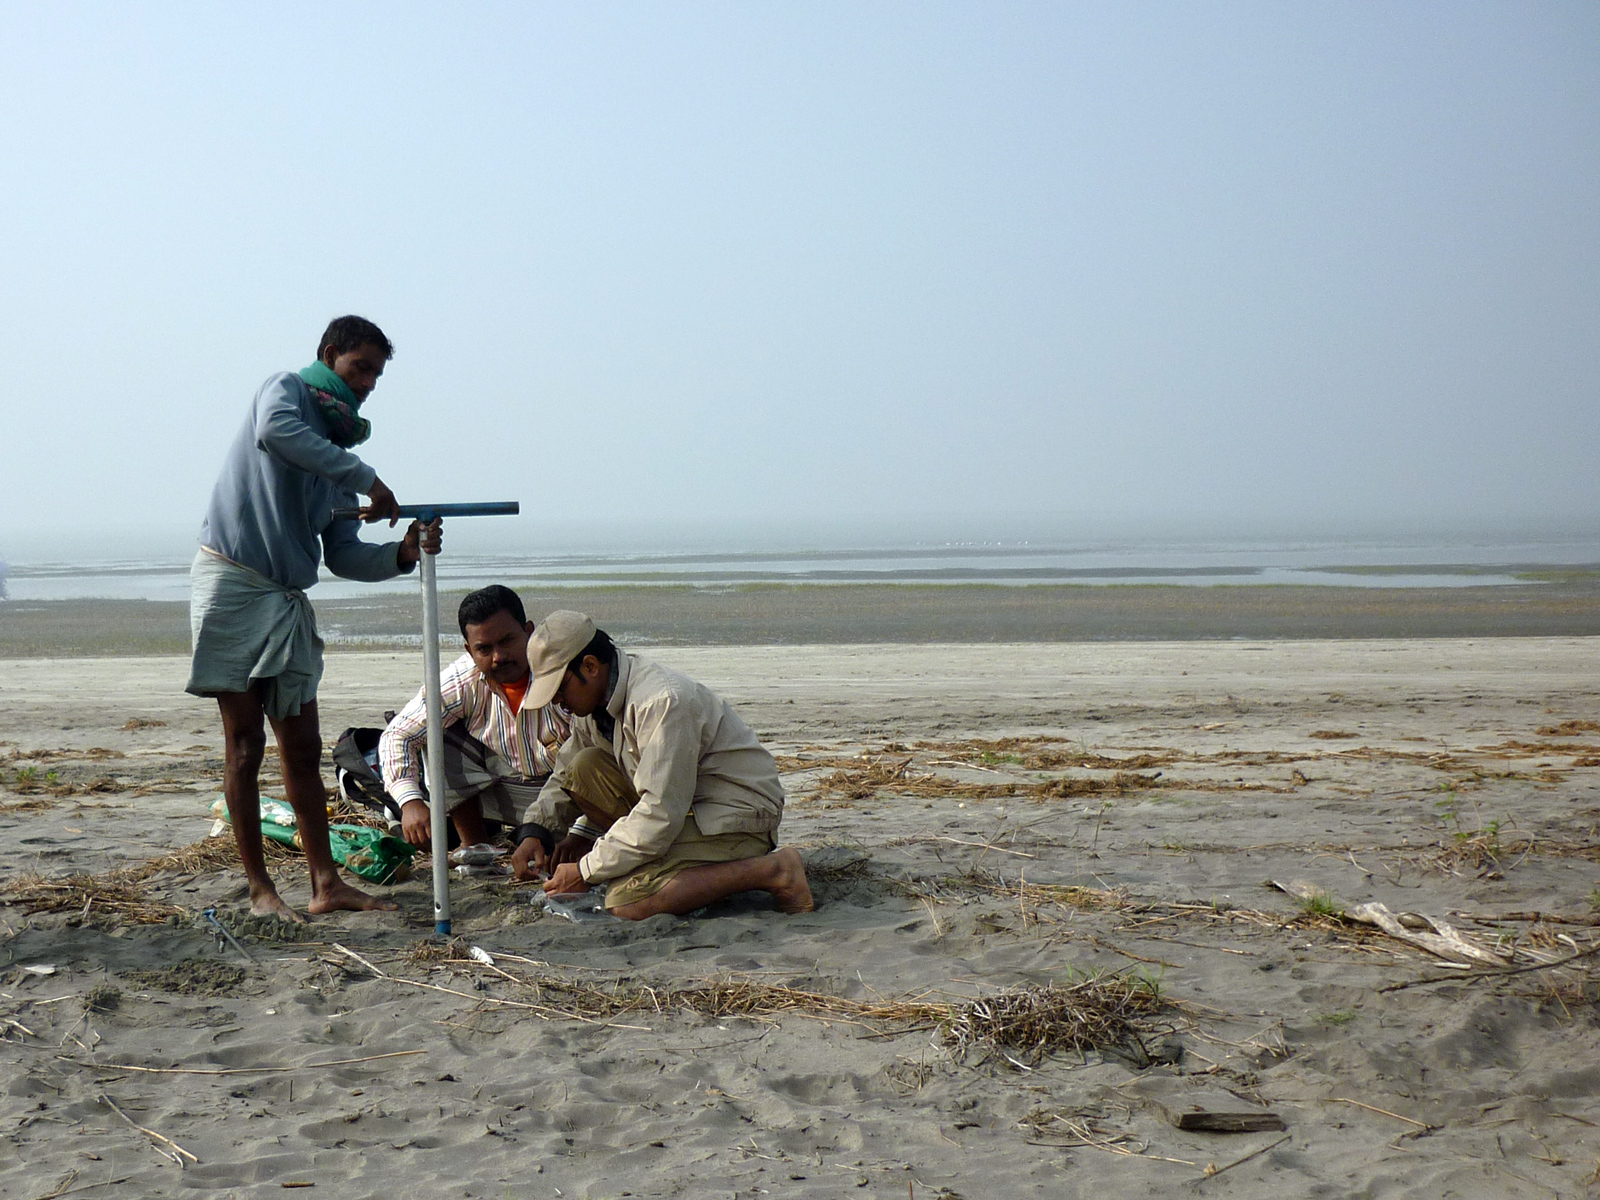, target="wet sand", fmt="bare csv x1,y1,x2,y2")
5,579,1600,657
3,639,1600,1197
